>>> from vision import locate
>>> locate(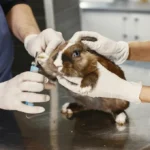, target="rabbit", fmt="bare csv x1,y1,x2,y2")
37,37,129,126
